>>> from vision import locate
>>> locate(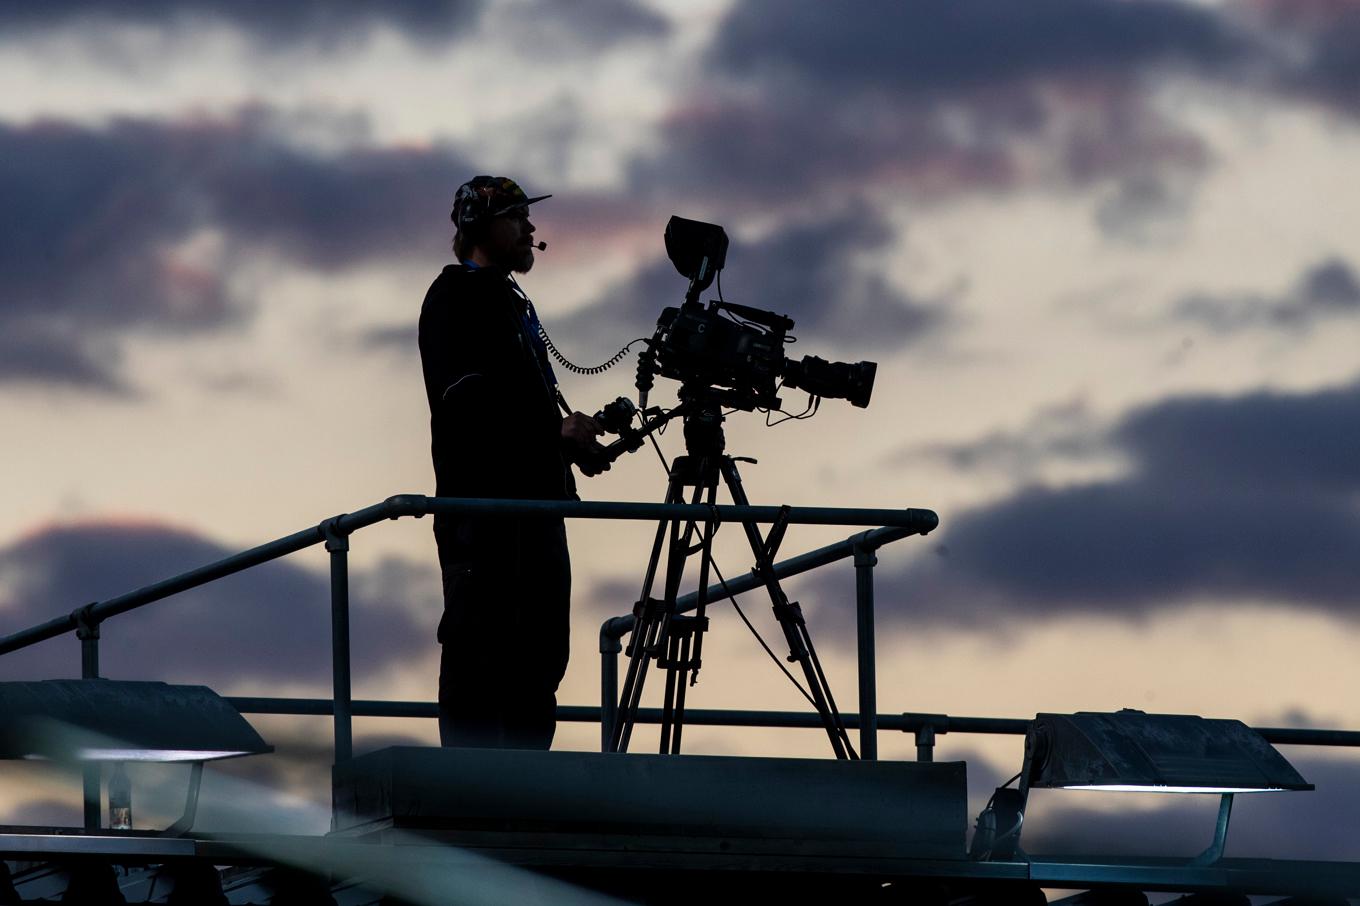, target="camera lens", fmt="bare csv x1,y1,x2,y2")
782,356,877,408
